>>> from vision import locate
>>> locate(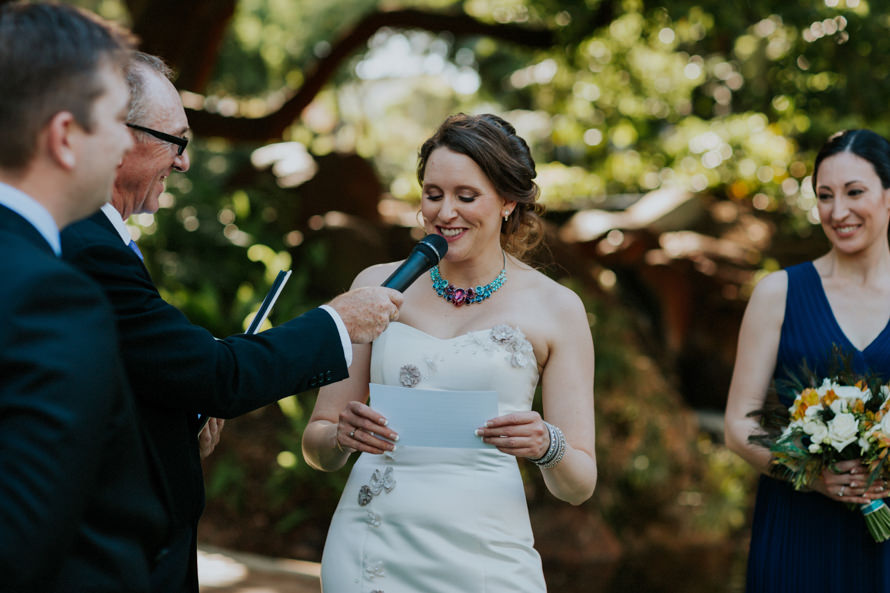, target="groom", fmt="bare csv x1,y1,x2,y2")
60,50,402,593
0,4,169,591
